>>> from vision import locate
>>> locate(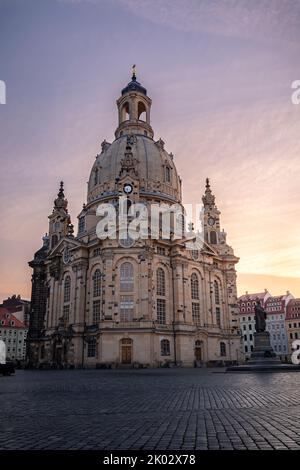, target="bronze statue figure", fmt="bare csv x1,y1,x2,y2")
254,300,267,333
